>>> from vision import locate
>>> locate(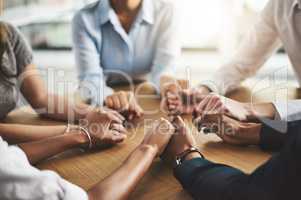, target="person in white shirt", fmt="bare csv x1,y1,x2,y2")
0,118,175,200
165,0,301,145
